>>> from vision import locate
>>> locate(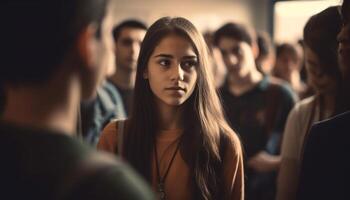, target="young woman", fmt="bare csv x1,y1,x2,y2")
97,17,244,200
276,6,342,200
